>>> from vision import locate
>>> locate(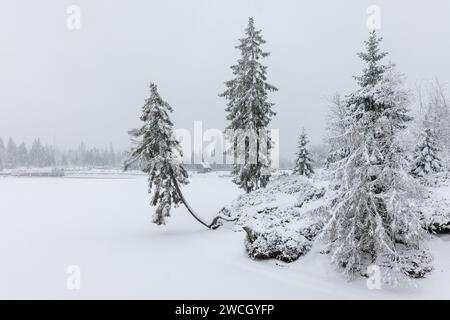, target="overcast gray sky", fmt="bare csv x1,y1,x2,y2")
1,0,449,158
